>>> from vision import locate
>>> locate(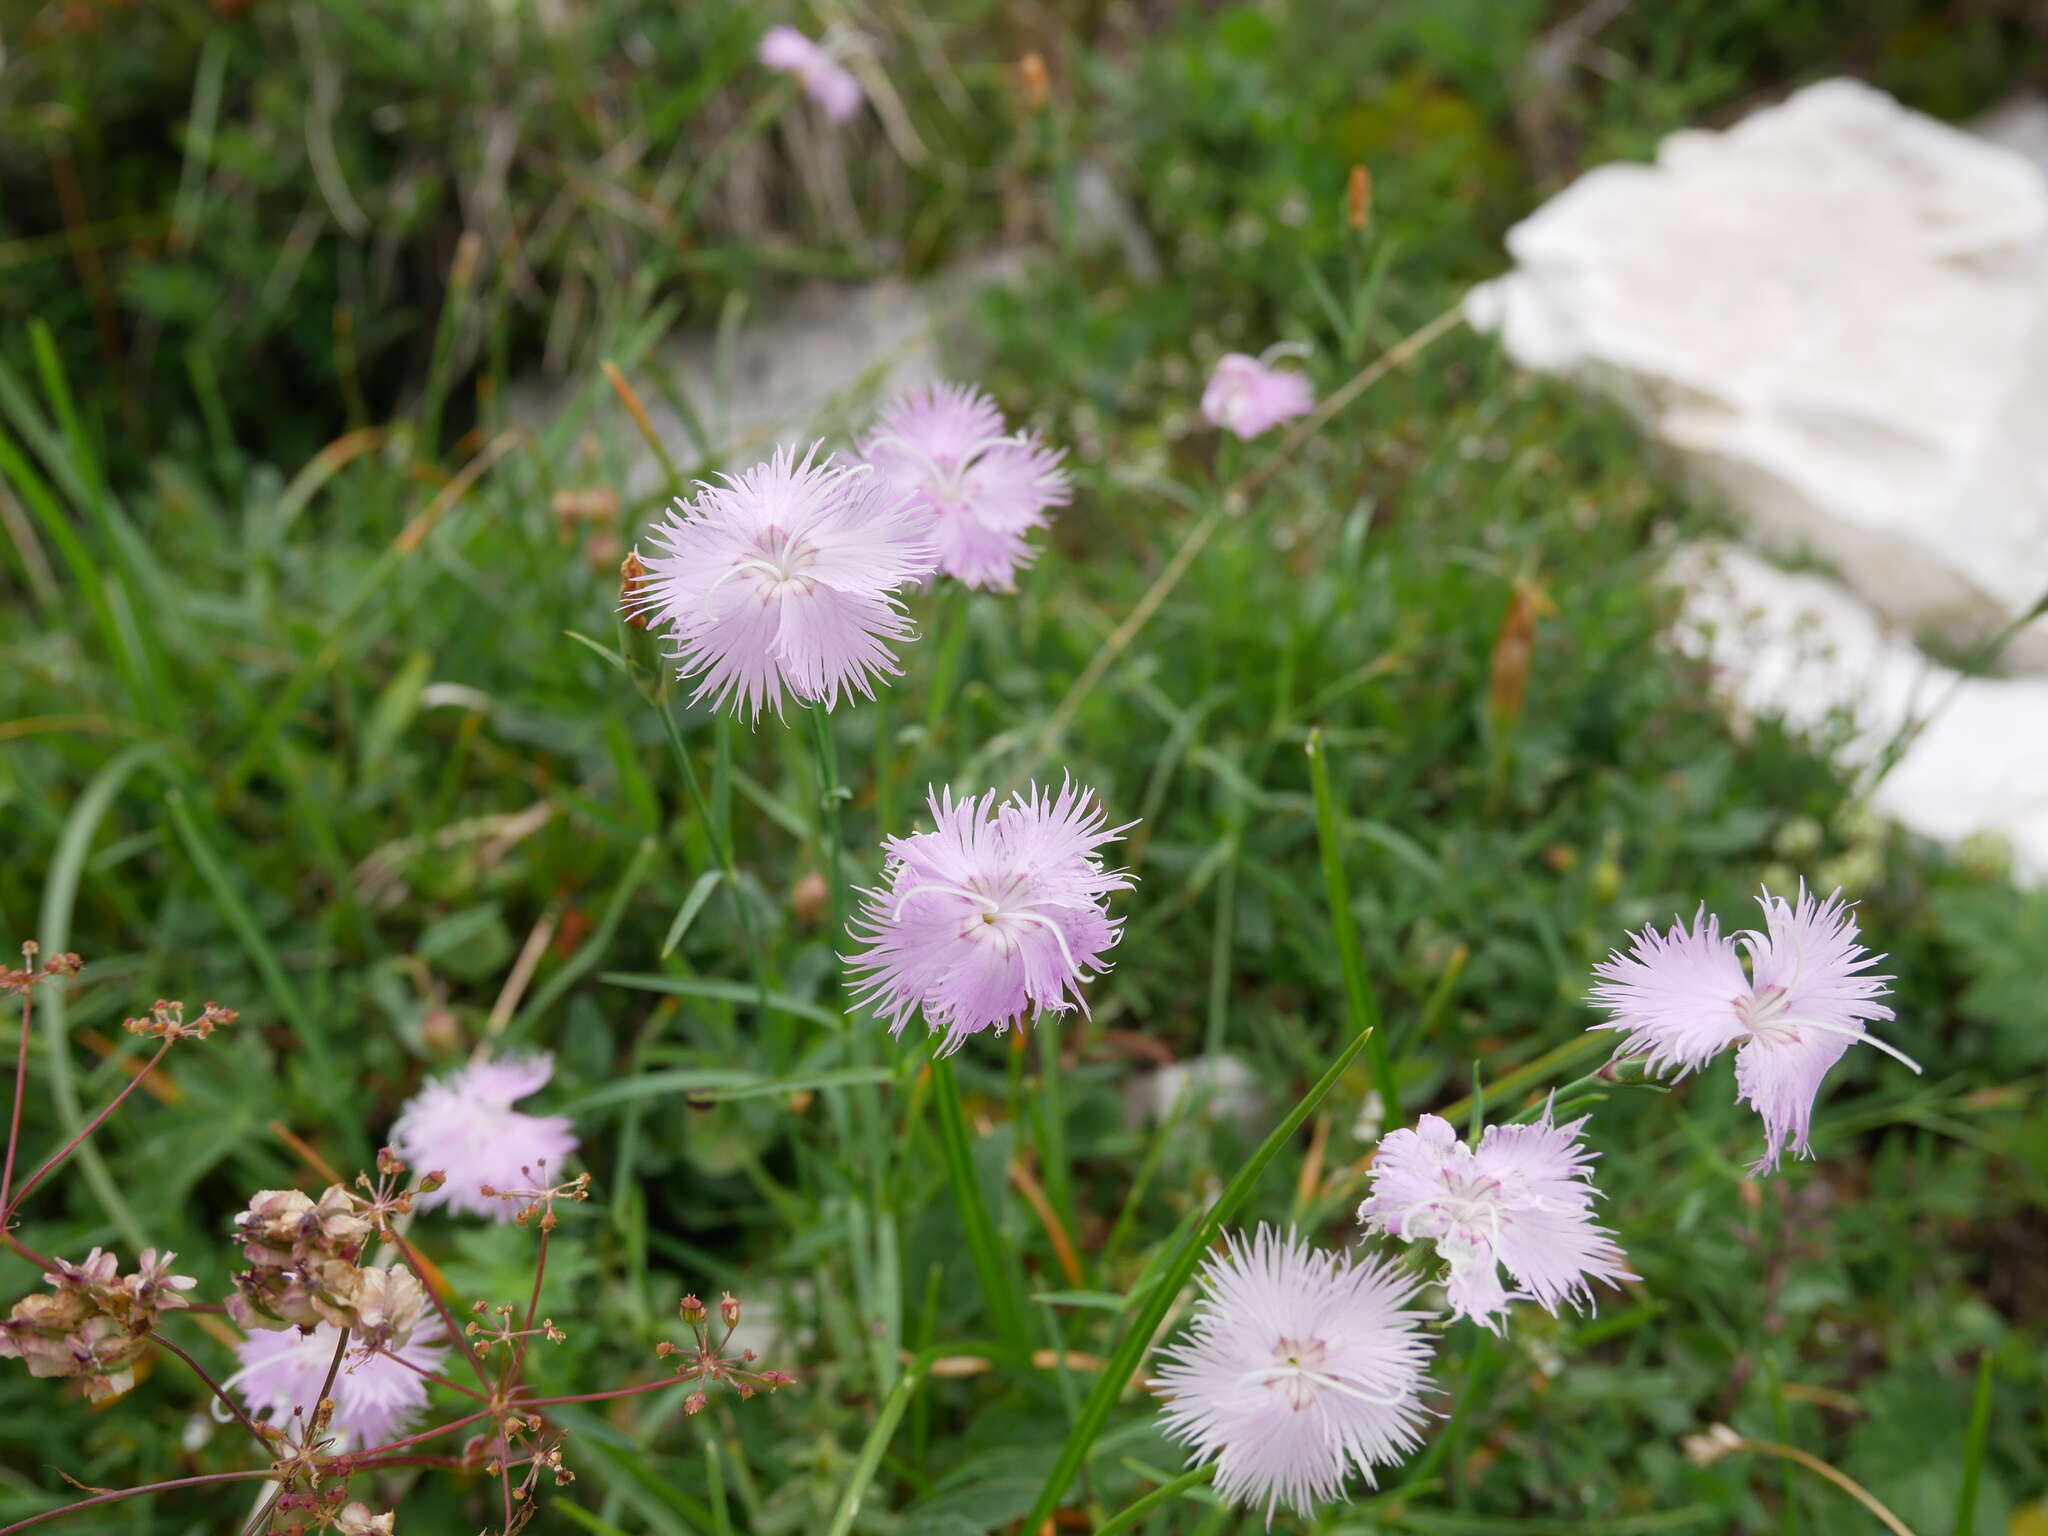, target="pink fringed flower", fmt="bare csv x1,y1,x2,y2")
758,26,863,122
844,780,1134,1053
390,1054,579,1220
1153,1226,1434,1524
1589,885,1919,1174
1201,352,1315,440
851,382,1071,591
630,445,936,723
230,1320,447,1449
1358,1111,1633,1330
